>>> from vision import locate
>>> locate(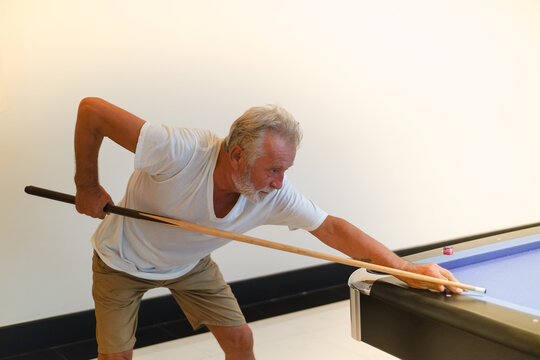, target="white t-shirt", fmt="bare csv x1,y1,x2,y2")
91,122,328,280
